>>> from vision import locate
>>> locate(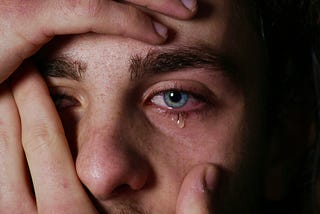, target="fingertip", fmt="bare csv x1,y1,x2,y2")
176,164,219,214
204,165,219,192
152,21,169,41
183,163,220,193
134,19,169,45
180,0,198,19
181,0,197,11
111,4,169,45
125,0,197,20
